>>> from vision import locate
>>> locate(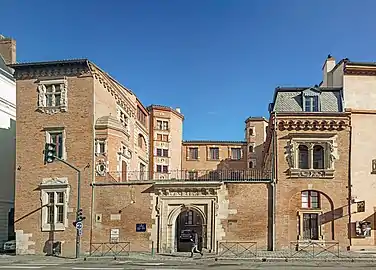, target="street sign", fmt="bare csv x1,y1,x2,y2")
136,223,146,232
76,221,83,230
78,228,83,236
